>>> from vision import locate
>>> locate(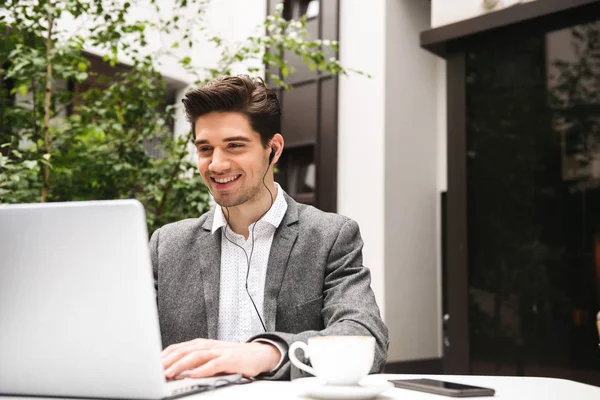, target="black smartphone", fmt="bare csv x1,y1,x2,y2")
390,378,495,397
